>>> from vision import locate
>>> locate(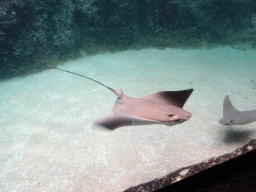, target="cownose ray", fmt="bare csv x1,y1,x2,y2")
53,67,194,130
219,95,256,125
